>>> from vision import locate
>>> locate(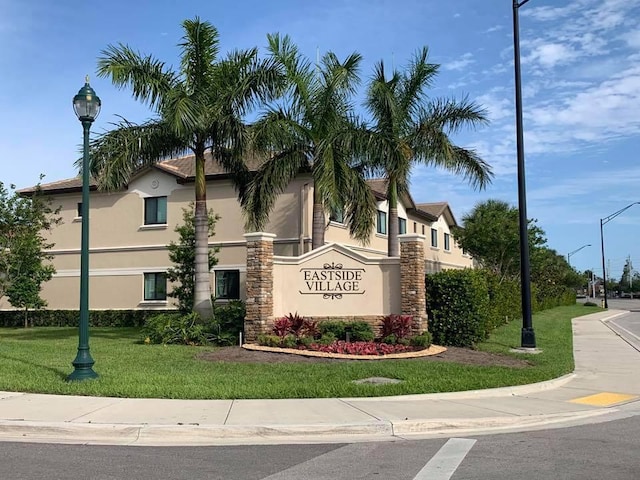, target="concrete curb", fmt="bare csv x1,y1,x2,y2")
0,409,614,446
